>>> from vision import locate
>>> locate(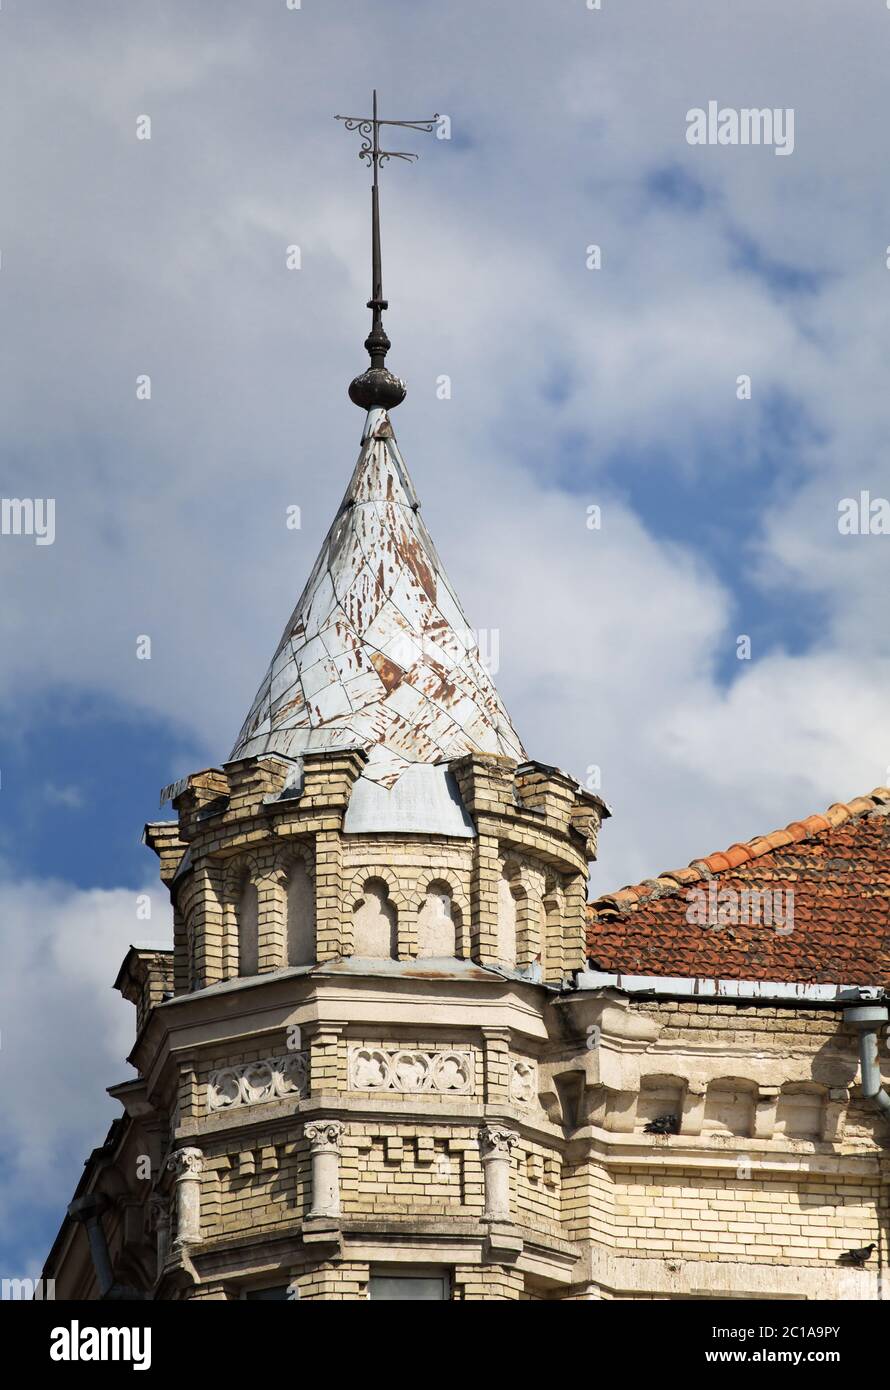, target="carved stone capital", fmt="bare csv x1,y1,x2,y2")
167,1146,203,1180
479,1125,519,1160
305,1120,344,1155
